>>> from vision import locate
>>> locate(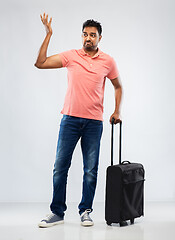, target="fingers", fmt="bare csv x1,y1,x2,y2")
110,114,121,124
40,12,52,25
49,17,52,24
110,118,121,124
